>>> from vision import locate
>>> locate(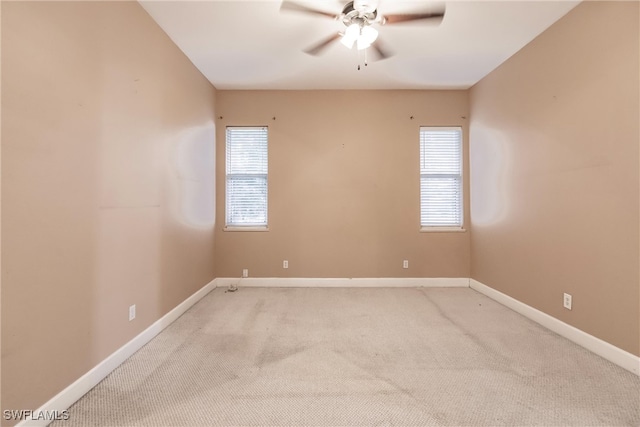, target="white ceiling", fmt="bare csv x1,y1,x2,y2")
139,0,580,90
